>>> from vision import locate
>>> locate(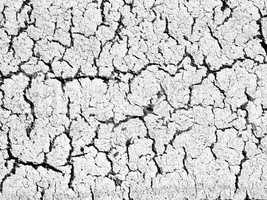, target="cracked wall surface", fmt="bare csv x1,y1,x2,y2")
0,0,267,199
